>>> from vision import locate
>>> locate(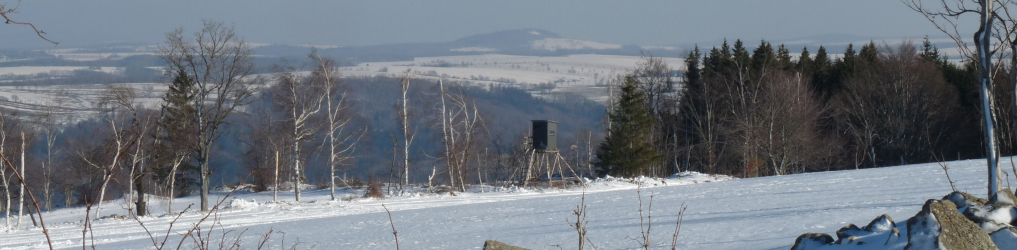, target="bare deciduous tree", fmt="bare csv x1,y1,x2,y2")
160,20,256,211
398,70,416,193
36,105,63,212
84,84,142,219
437,79,484,192
834,42,962,170
903,0,1003,197
273,61,327,202
757,71,821,175
0,108,10,228
310,52,365,201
